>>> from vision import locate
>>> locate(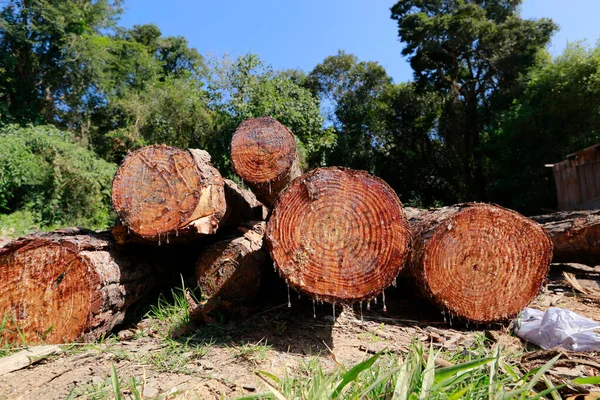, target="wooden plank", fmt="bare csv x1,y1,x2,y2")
0,345,62,376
